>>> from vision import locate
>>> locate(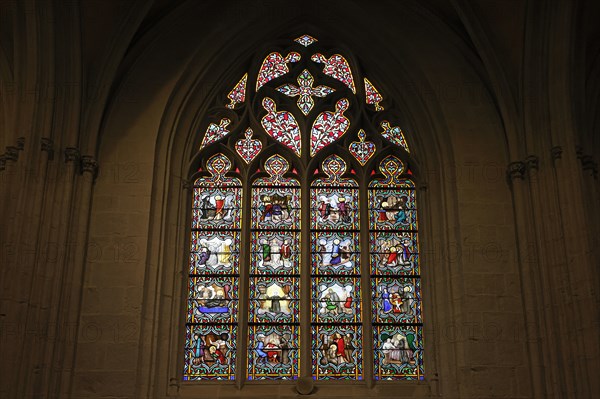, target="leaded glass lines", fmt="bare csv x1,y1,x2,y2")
226,73,247,109
369,155,423,380
349,129,376,166
184,154,241,380
364,78,384,111
311,53,356,93
380,121,410,153
186,34,424,384
256,52,301,91
199,118,231,150
261,97,302,156
276,69,335,115
248,155,300,380
310,155,363,379
310,98,350,156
